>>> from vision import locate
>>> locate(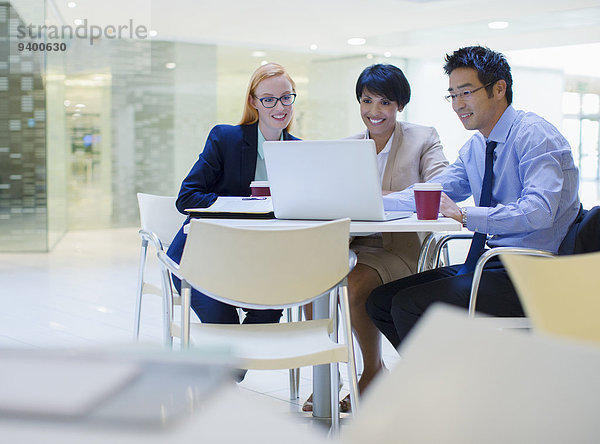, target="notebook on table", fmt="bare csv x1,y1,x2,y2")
186,196,274,219
263,139,412,221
